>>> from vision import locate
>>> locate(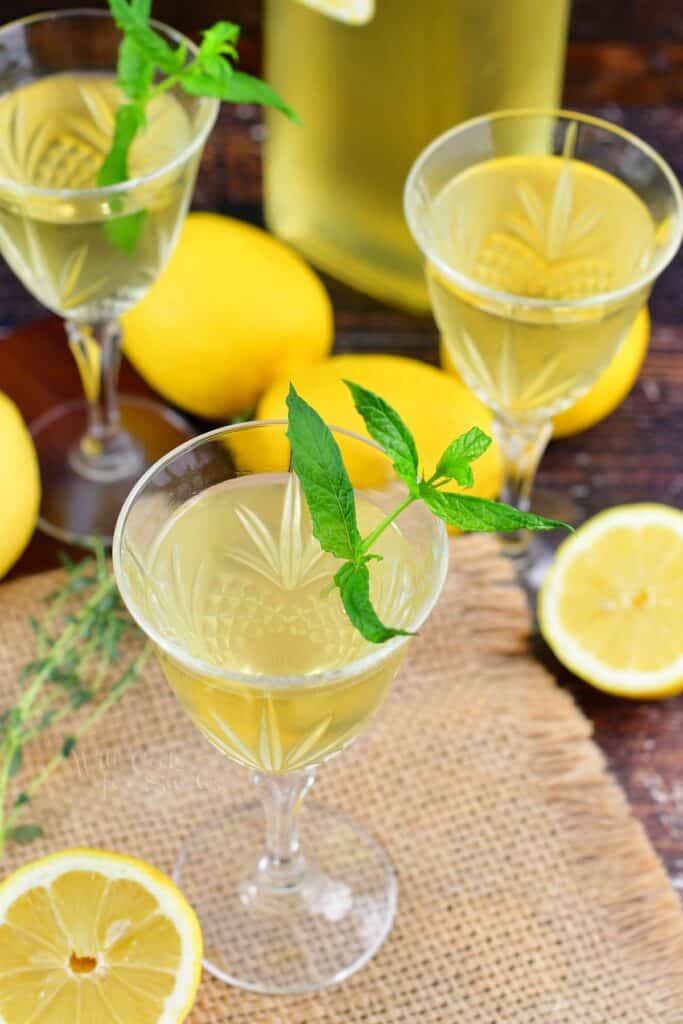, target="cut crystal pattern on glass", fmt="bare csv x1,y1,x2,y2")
230,475,329,590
